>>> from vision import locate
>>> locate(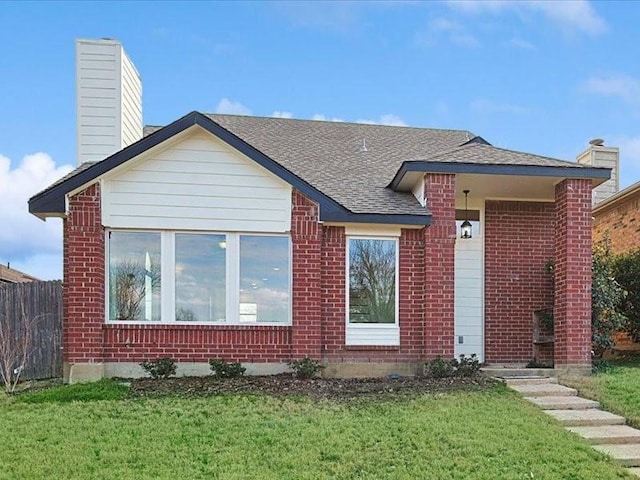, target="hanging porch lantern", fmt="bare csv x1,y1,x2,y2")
461,189,472,239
